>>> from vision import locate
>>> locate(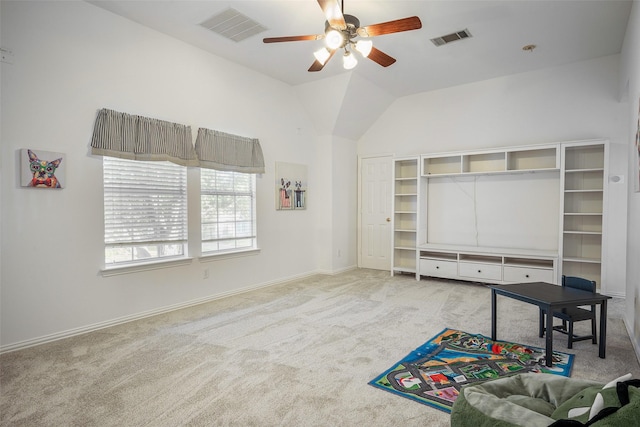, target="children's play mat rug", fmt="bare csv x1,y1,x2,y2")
369,328,574,413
